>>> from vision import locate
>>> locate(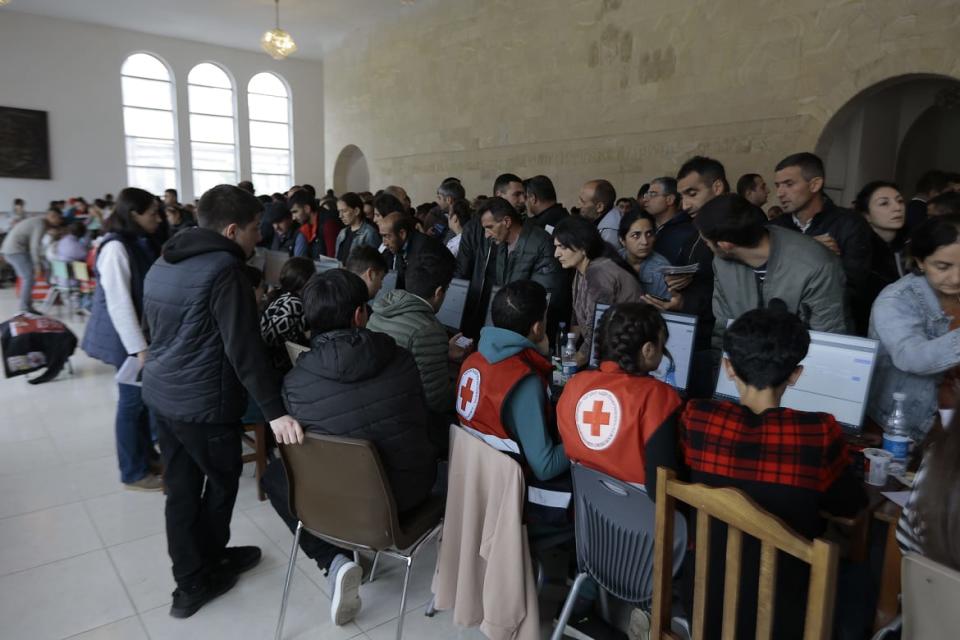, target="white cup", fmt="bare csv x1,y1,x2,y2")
864,448,894,486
